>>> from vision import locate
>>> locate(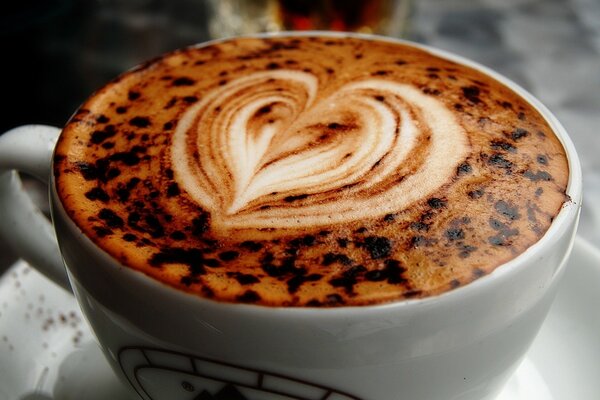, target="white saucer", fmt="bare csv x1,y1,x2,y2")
1,237,599,400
